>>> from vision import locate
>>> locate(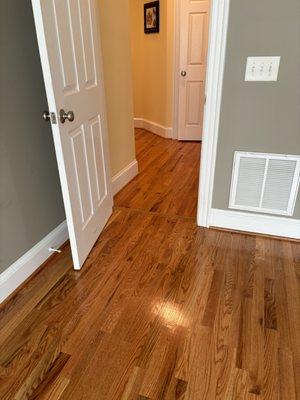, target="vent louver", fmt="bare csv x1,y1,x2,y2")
229,152,300,216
